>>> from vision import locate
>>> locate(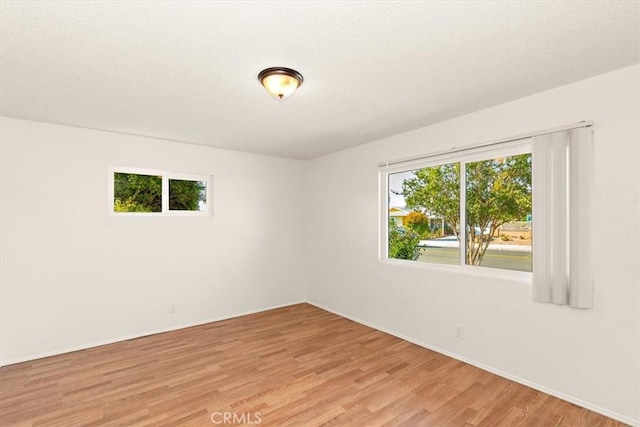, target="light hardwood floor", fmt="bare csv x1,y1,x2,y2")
0,304,625,426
